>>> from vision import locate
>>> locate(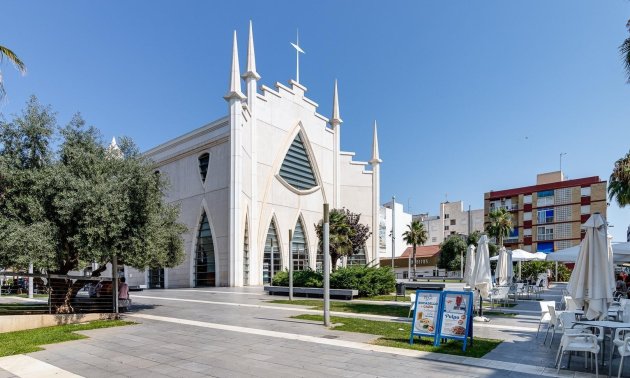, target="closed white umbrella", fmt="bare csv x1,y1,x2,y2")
496,247,509,286
473,235,492,299
567,214,615,320
507,249,514,283
472,235,493,320
463,244,476,287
